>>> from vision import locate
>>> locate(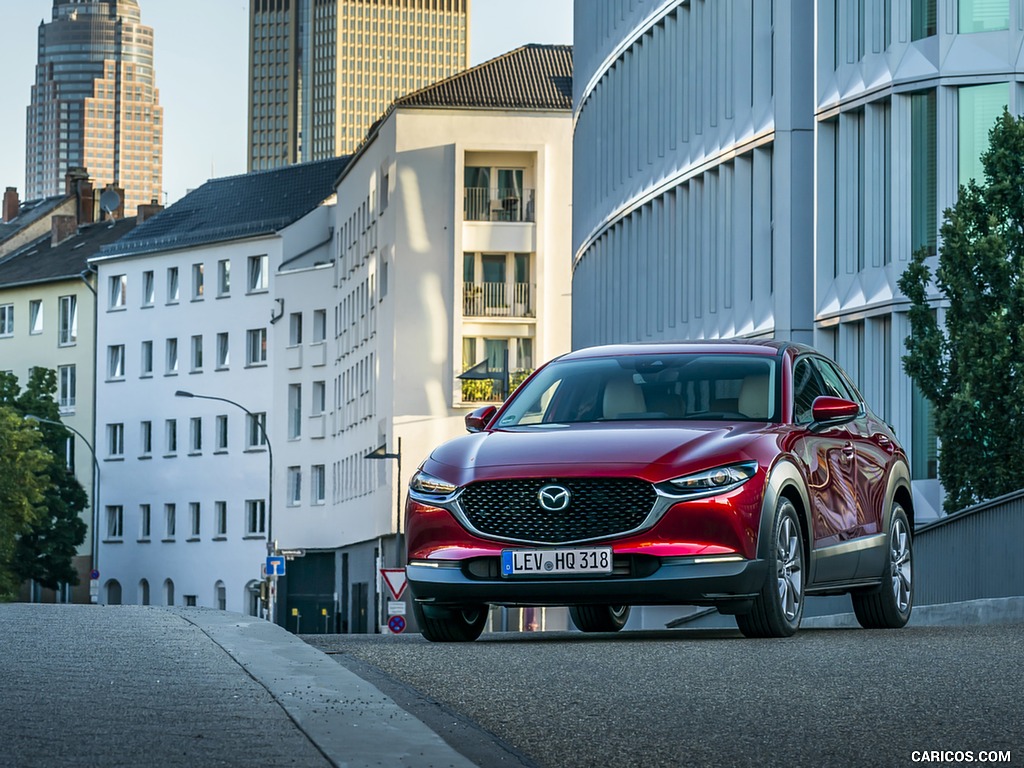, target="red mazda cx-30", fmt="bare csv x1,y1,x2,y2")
405,341,914,641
